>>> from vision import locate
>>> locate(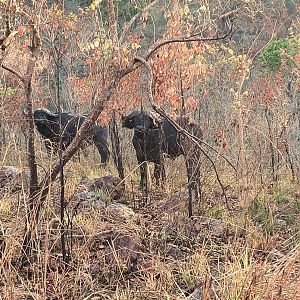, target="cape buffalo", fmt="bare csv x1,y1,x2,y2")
31,108,110,165
122,111,202,213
